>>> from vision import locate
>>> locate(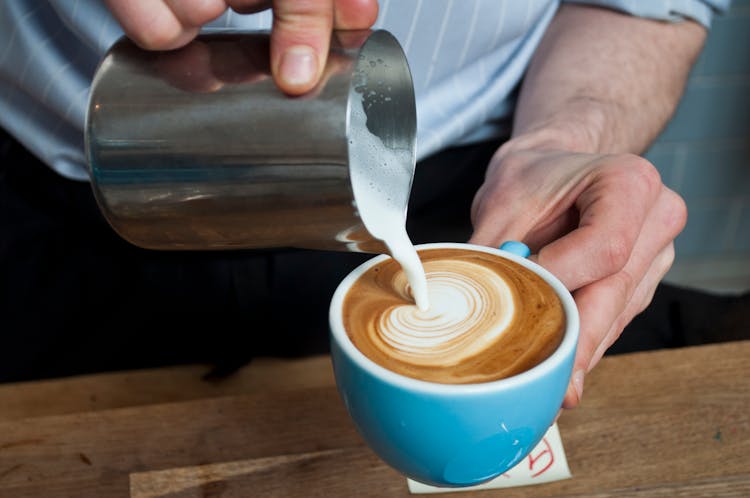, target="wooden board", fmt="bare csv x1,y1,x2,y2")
0,356,335,421
0,342,748,497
